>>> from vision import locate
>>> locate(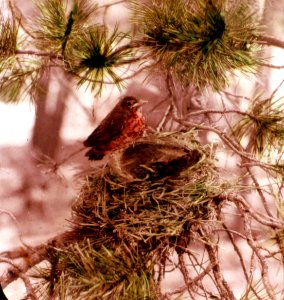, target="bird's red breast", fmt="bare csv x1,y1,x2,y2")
83,96,146,160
